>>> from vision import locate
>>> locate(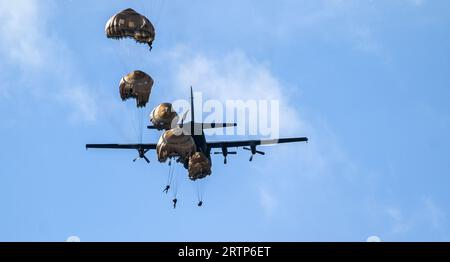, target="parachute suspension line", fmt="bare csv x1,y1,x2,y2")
195,177,207,205
139,1,148,20
166,158,175,187
117,50,128,73
169,161,180,209
144,0,165,28
200,178,207,201
154,0,166,27
149,0,157,17
172,164,180,199
128,106,145,144
138,107,144,144
163,159,176,194
196,180,202,202
128,106,140,143
117,40,134,71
